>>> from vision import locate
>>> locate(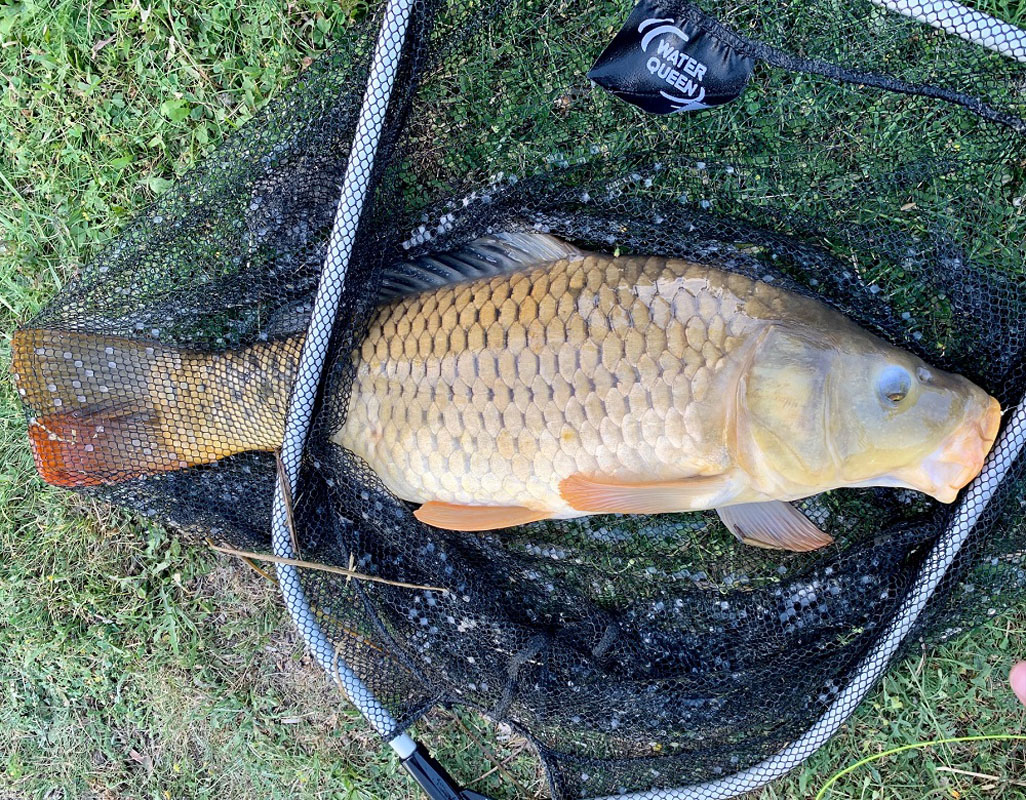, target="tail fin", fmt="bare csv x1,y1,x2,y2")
11,328,300,488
